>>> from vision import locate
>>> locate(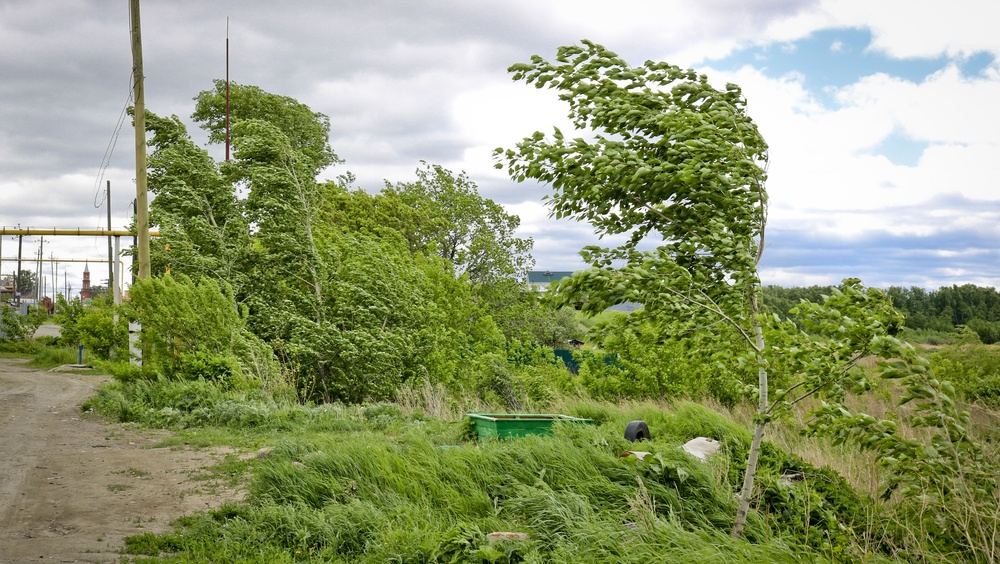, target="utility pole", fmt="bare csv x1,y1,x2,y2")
130,0,150,280
37,238,44,300
107,180,115,297
15,235,22,306
225,17,231,162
